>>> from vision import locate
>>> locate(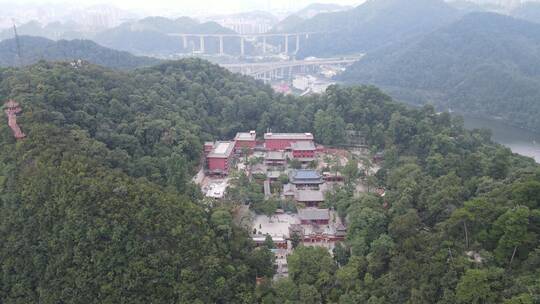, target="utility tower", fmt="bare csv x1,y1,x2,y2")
12,22,23,66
